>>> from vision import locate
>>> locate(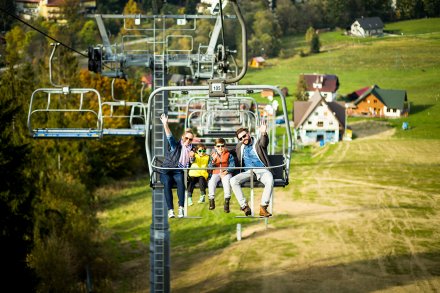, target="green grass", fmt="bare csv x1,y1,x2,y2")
96,18,440,292
243,20,440,139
